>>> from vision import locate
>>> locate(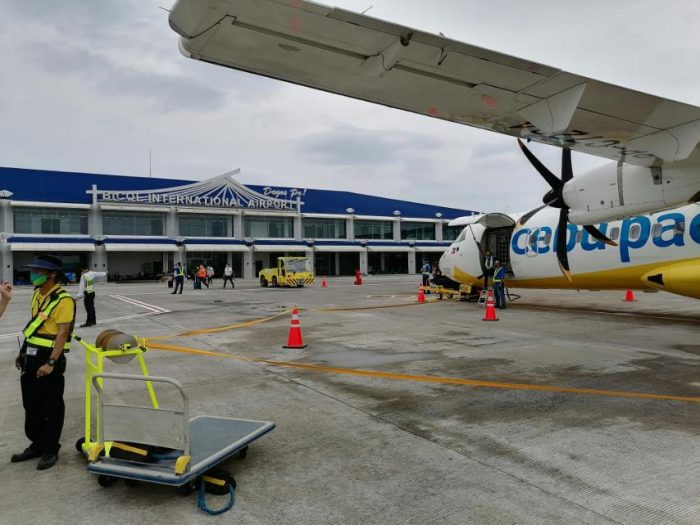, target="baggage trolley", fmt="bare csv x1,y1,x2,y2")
73,332,158,456
86,373,275,512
